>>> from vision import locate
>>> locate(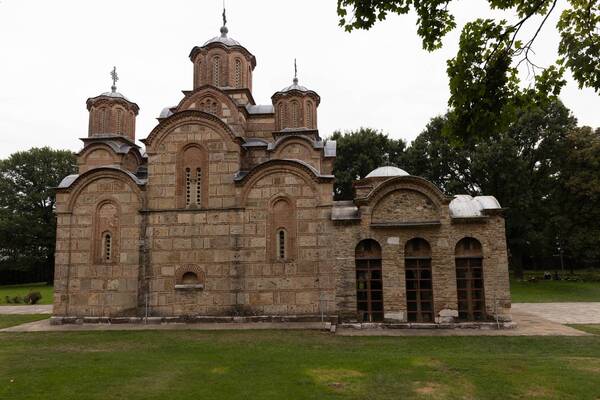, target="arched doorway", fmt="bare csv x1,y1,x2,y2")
405,238,434,322
455,237,485,321
355,239,383,322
